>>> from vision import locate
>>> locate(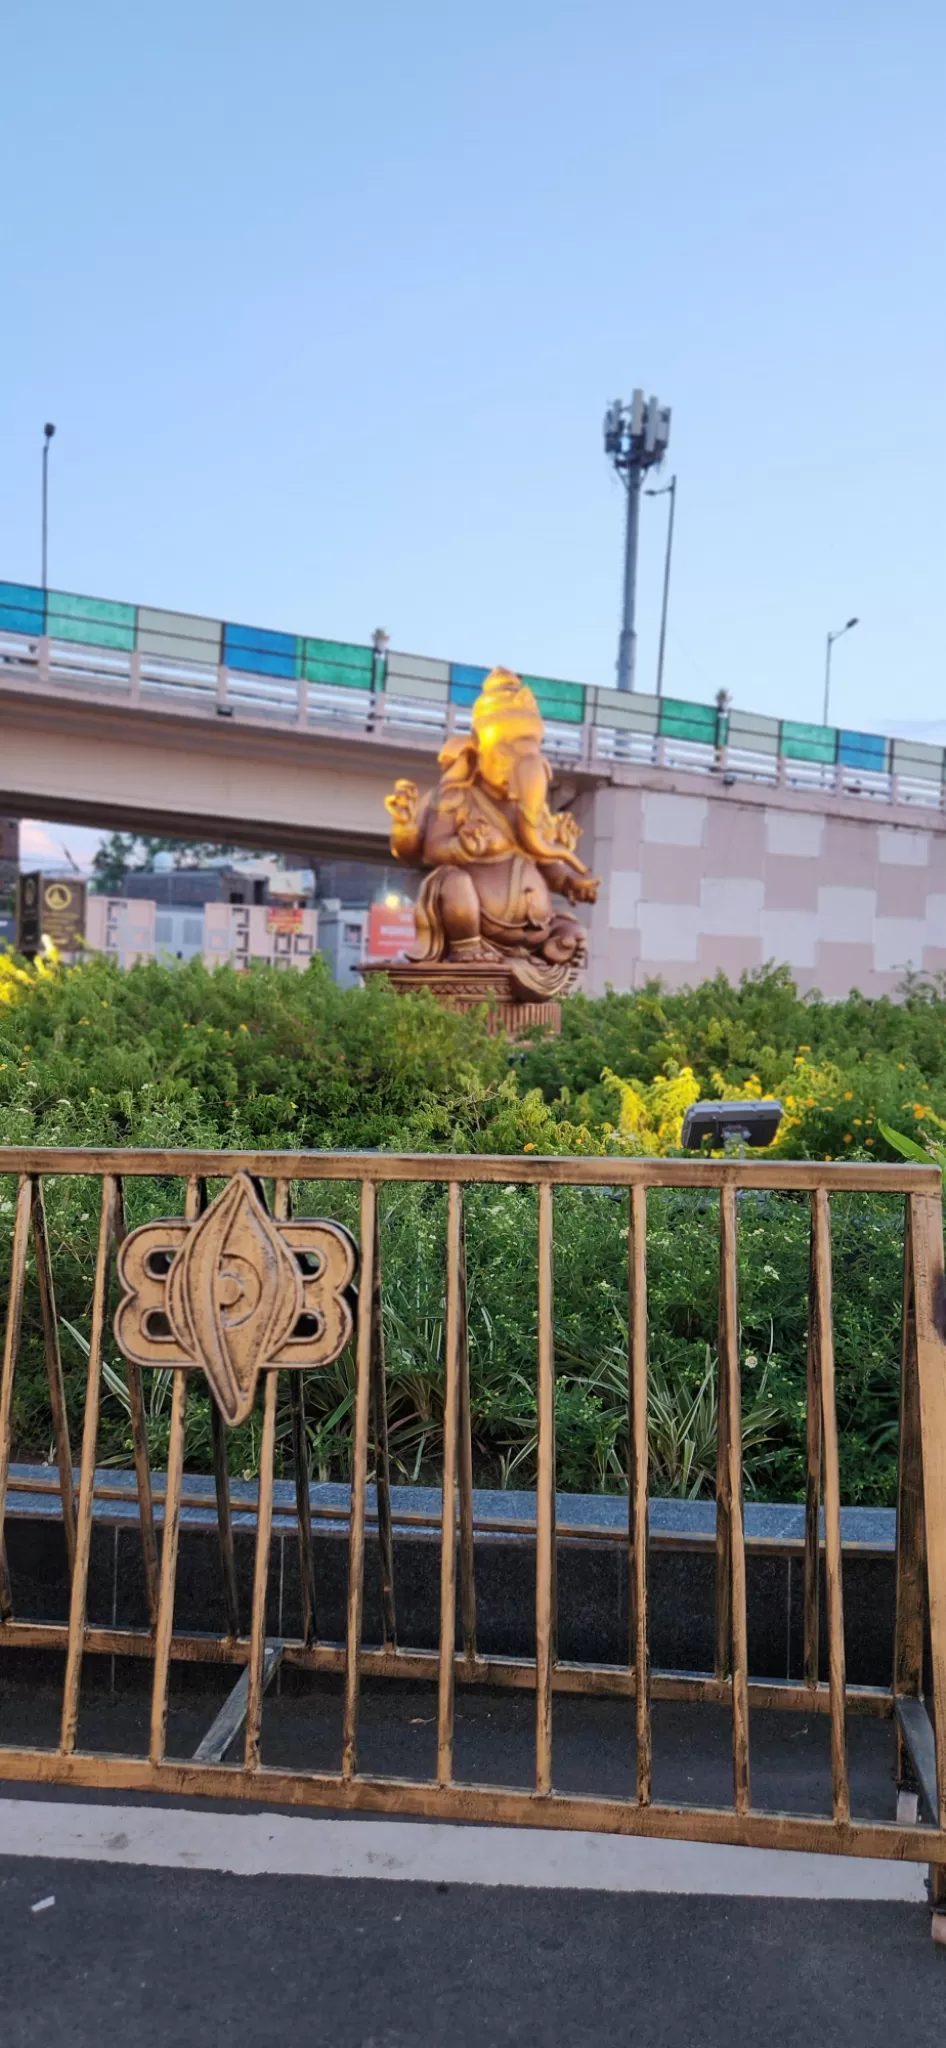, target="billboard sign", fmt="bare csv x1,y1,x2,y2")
368,904,416,958
266,906,305,934
17,873,87,956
